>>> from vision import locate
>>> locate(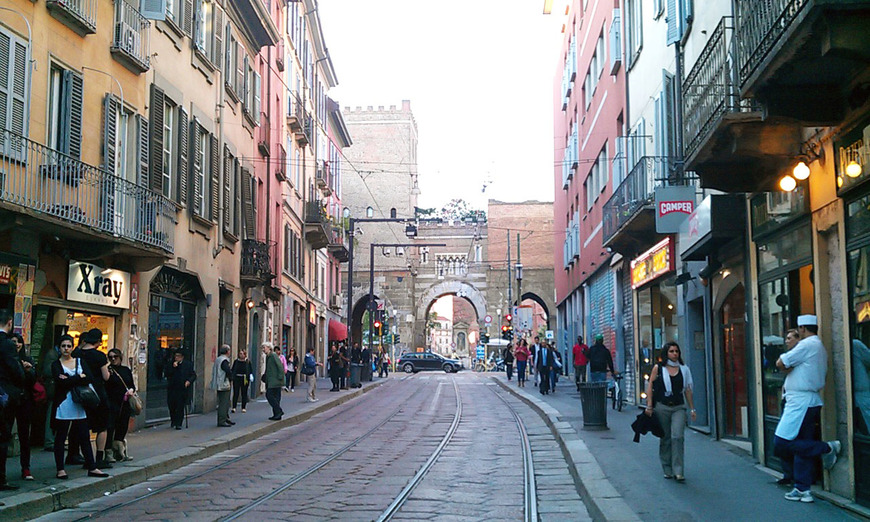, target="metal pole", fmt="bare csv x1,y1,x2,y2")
368,242,376,356
507,230,512,319
346,218,354,343
516,232,522,337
